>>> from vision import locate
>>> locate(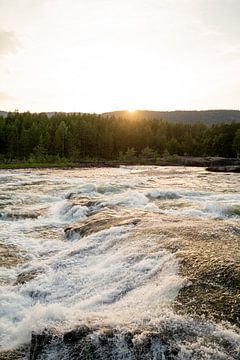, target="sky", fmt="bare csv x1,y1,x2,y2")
0,0,240,113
